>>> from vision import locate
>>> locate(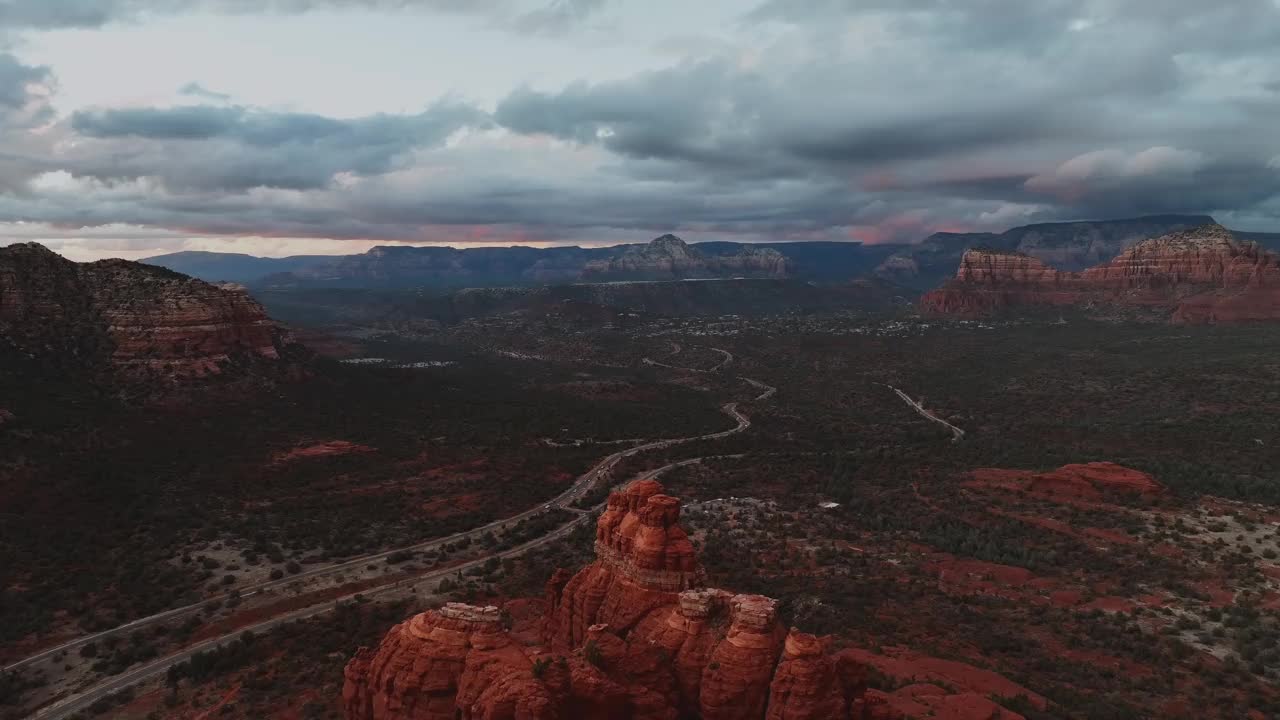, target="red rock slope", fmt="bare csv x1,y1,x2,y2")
343,480,873,720
0,242,281,378
919,224,1280,323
